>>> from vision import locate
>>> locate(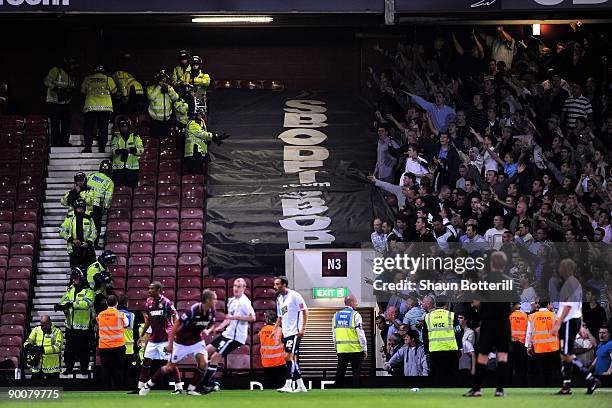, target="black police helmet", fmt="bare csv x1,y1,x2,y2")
74,172,86,183
99,160,112,174
154,69,169,82
98,250,117,265
71,267,84,281
118,117,131,128
190,55,202,65
73,198,87,209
